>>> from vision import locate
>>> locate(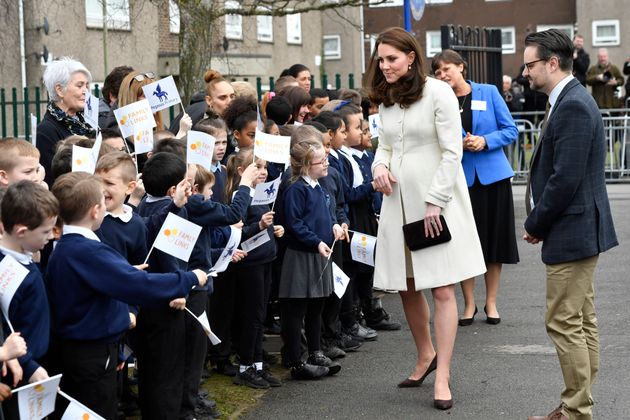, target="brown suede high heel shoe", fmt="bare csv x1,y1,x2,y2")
397,355,437,388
